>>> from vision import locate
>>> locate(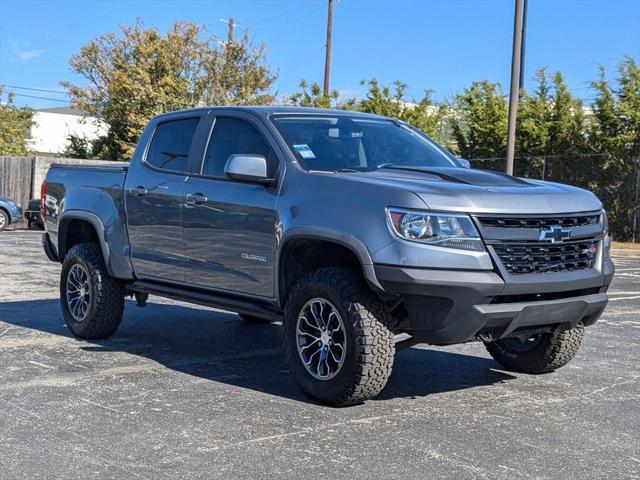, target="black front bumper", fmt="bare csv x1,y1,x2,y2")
375,263,613,345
